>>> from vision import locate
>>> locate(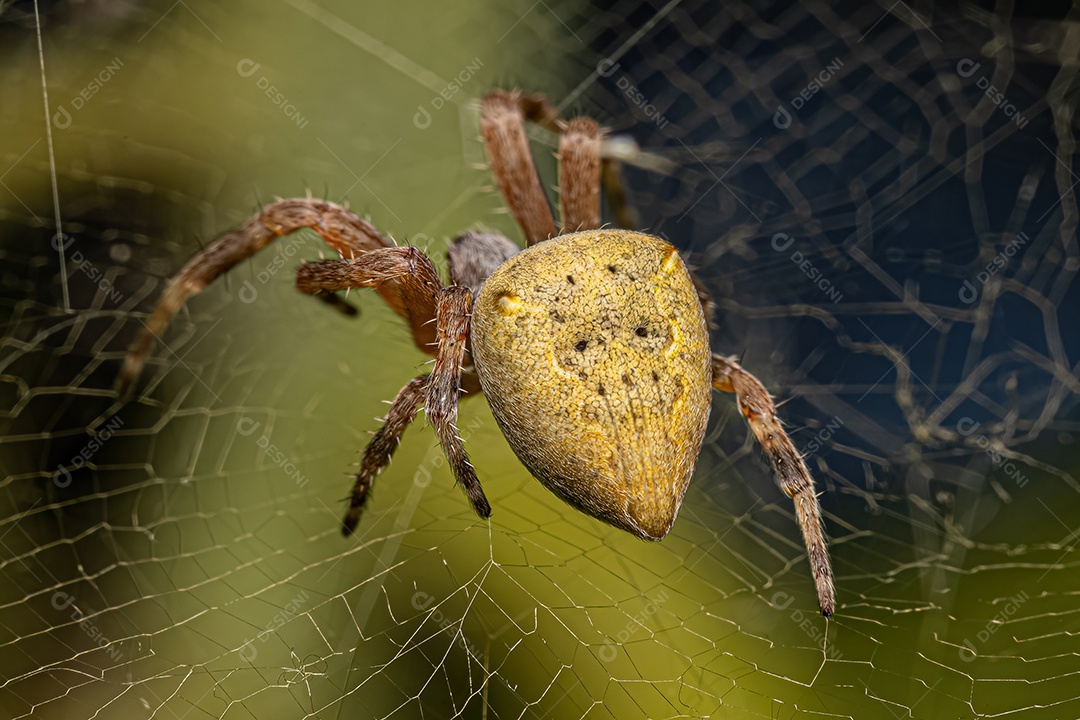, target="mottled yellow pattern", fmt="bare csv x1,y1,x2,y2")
472,230,711,539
